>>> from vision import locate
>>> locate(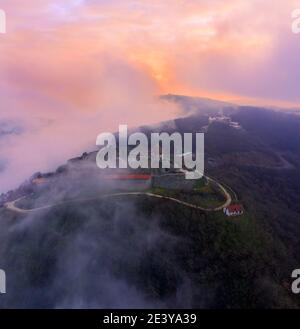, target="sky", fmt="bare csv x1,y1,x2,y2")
1,0,300,192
